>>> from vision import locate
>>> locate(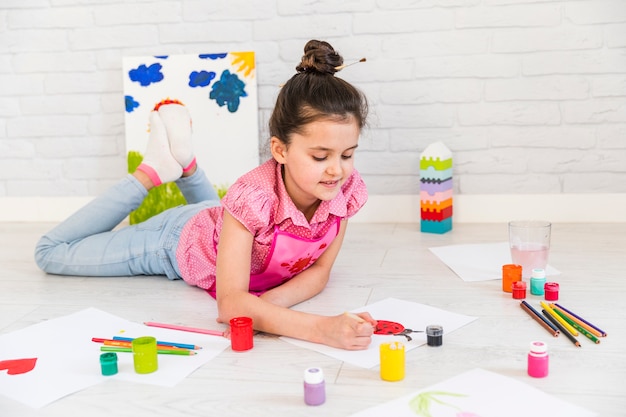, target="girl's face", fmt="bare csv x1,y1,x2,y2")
271,117,360,216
